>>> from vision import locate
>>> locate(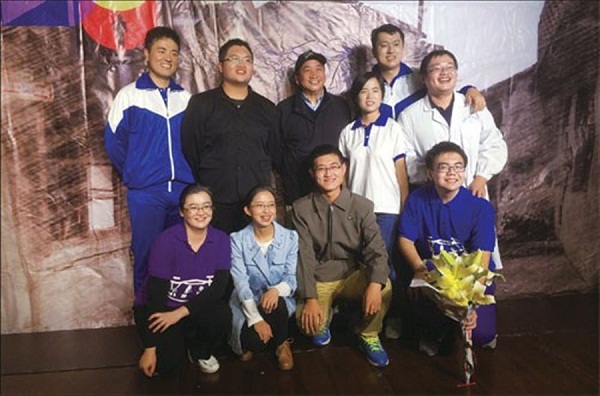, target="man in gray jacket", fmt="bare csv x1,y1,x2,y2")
291,144,392,368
